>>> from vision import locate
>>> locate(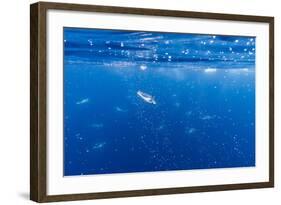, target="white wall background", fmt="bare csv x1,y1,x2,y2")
0,0,279,204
